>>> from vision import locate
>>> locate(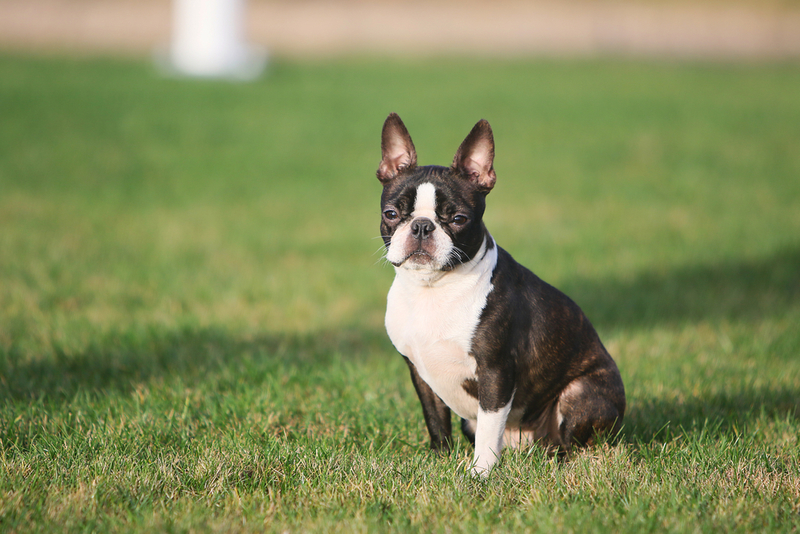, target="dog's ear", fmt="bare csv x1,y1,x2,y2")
453,119,496,193
377,113,417,183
